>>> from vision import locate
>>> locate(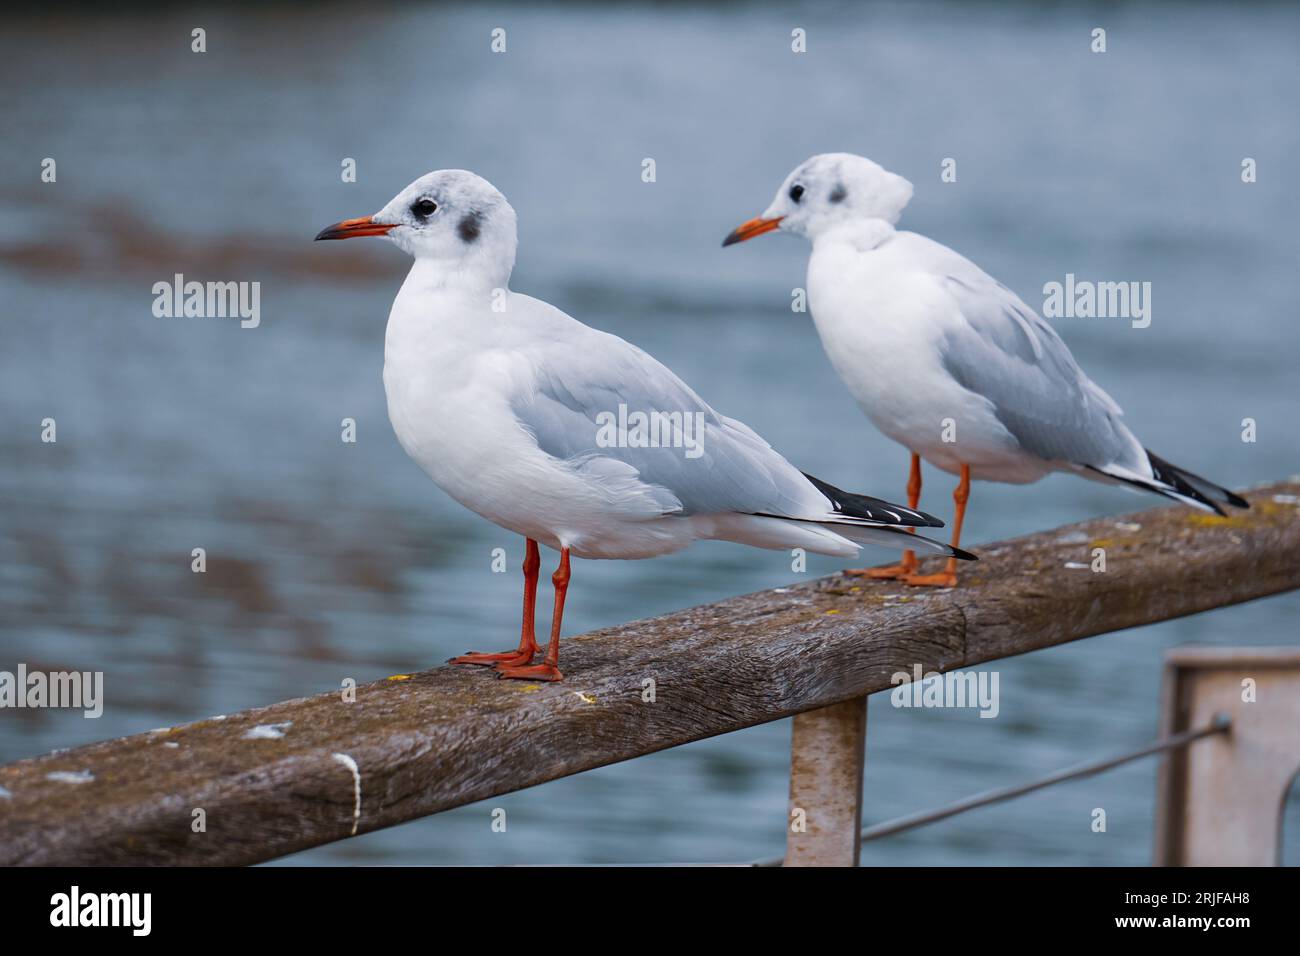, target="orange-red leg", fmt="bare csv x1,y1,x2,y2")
450,538,540,667
498,547,568,682
903,464,970,588
846,452,922,579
